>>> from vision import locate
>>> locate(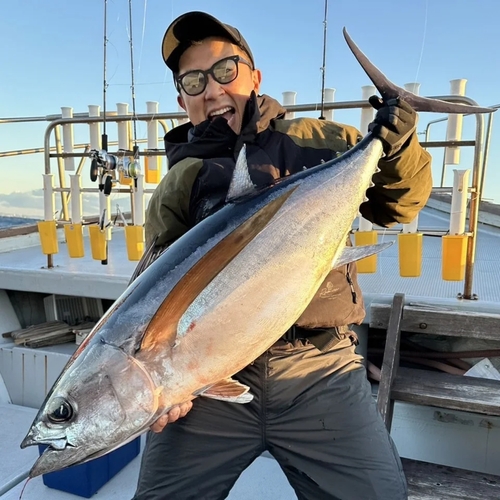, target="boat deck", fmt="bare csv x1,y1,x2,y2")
1,207,499,304
1,205,500,499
